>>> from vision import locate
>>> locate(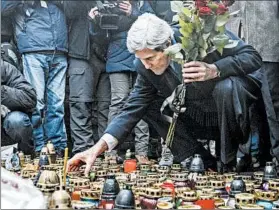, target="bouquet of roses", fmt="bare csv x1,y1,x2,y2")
165,0,239,64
